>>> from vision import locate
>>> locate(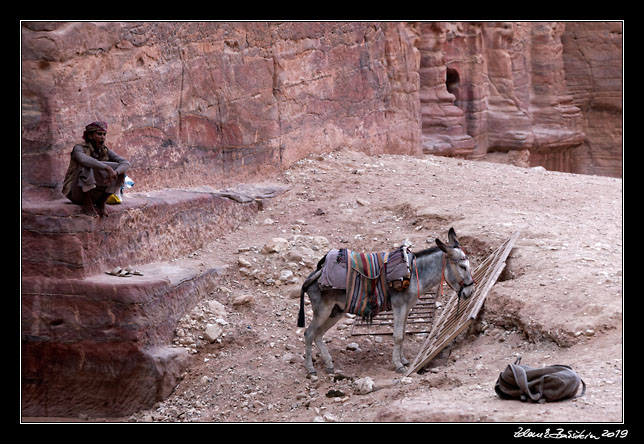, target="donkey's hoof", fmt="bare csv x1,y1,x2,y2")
324,366,335,374
395,365,407,374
